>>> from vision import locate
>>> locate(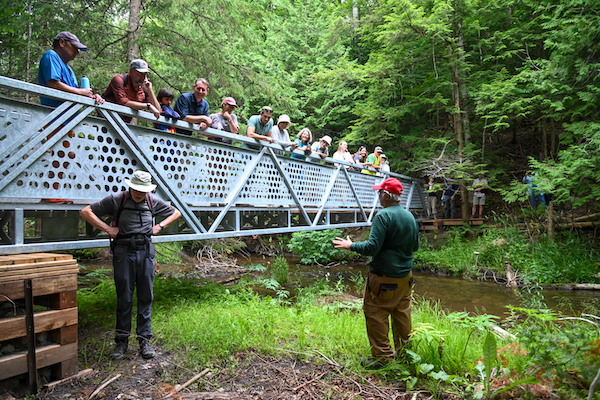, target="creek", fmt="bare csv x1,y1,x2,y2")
80,254,600,319
246,255,600,318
